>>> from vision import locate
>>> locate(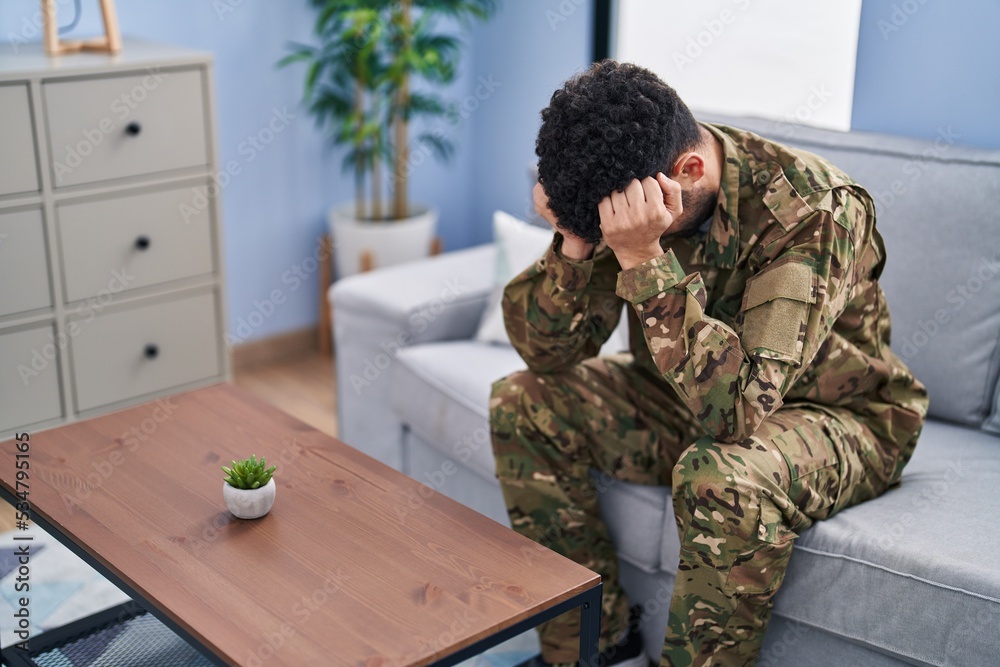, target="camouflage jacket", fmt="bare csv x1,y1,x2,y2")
503,123,928,452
